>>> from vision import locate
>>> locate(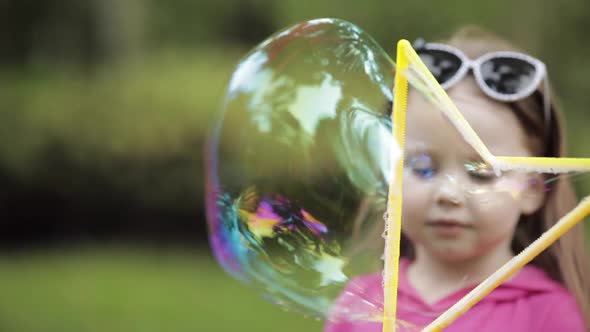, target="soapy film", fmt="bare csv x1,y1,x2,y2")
206,18,400,323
